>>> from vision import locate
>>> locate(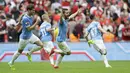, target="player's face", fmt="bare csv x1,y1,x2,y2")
47,16,51,23
64,11,70,18
30,9,35,15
